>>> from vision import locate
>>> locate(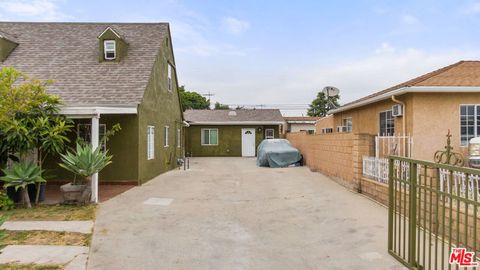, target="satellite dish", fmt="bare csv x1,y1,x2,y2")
322,86,340,97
